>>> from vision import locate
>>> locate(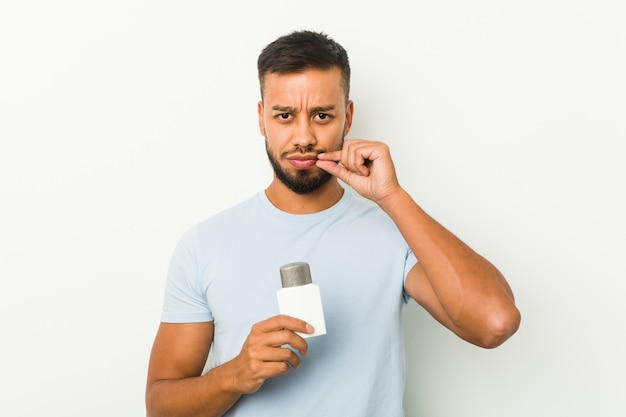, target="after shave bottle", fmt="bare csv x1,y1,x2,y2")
277,262,326,338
